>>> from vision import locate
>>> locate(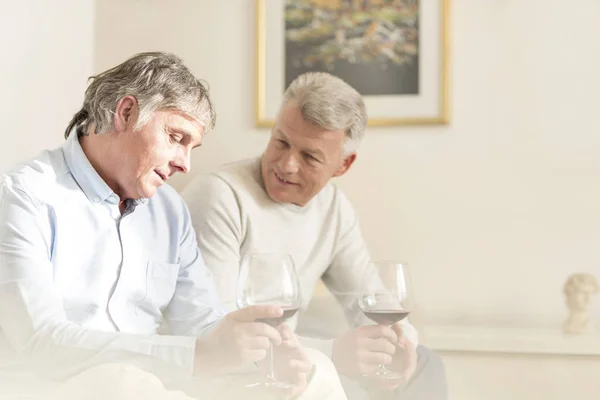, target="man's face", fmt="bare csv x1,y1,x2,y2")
113,109,204,200
261,101,355,206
